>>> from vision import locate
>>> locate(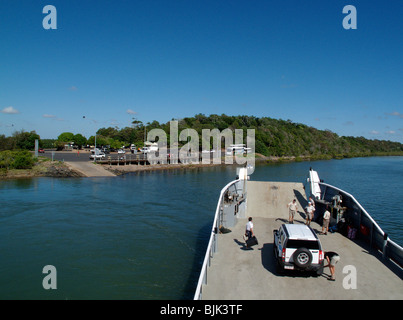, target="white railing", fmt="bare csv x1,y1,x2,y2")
319,182,403,268
193,179,241,300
